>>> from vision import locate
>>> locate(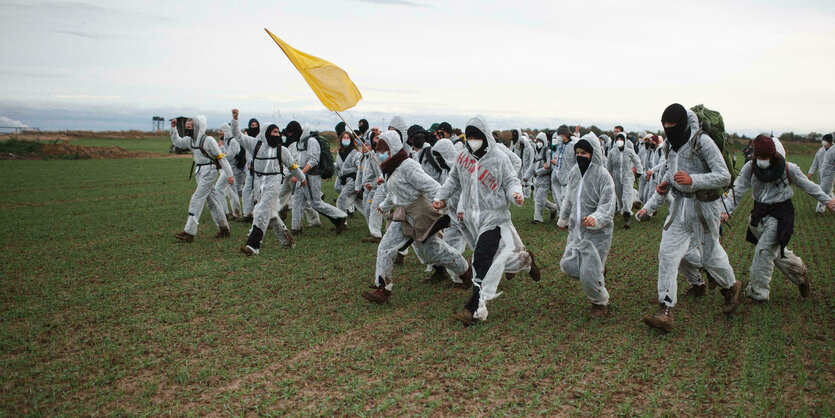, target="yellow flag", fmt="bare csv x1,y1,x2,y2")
265,29,362,112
